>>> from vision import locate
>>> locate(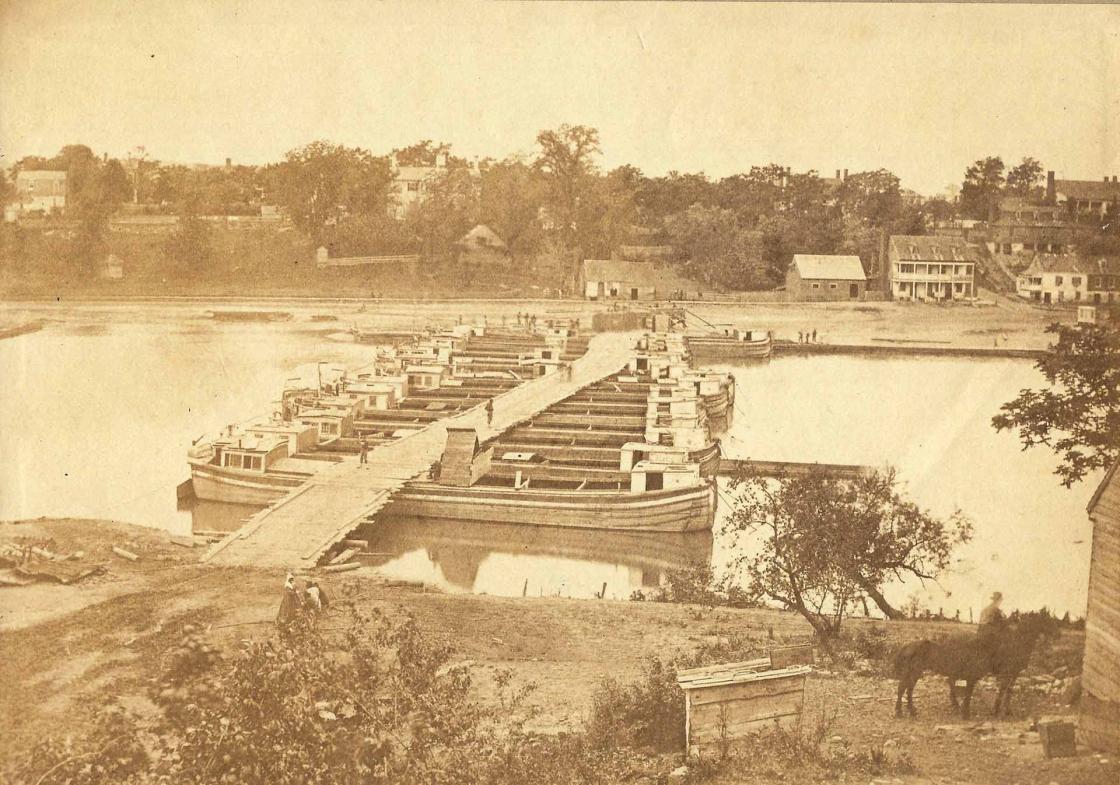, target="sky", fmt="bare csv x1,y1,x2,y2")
1,1,1118,196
